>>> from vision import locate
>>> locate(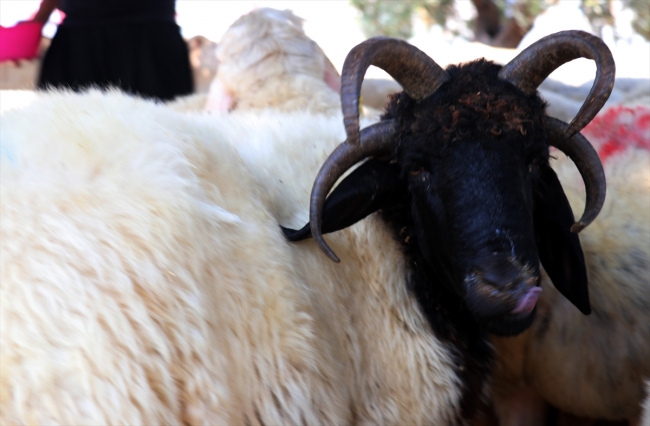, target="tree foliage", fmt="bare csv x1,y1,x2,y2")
349,0,454,40
581,0,649,40
623,0,649,40
350,0,650,47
